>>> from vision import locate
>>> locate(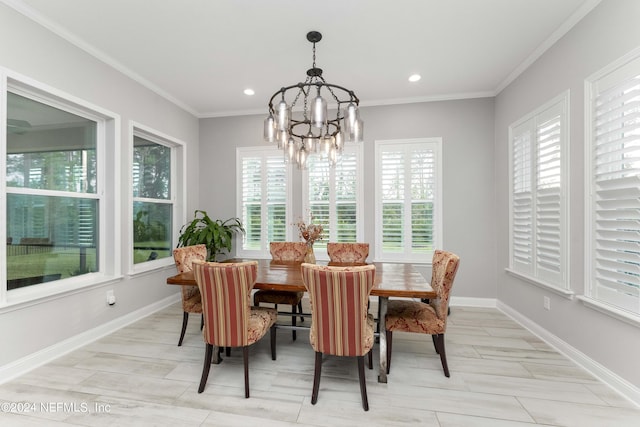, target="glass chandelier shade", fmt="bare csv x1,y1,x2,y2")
264,31,363,169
